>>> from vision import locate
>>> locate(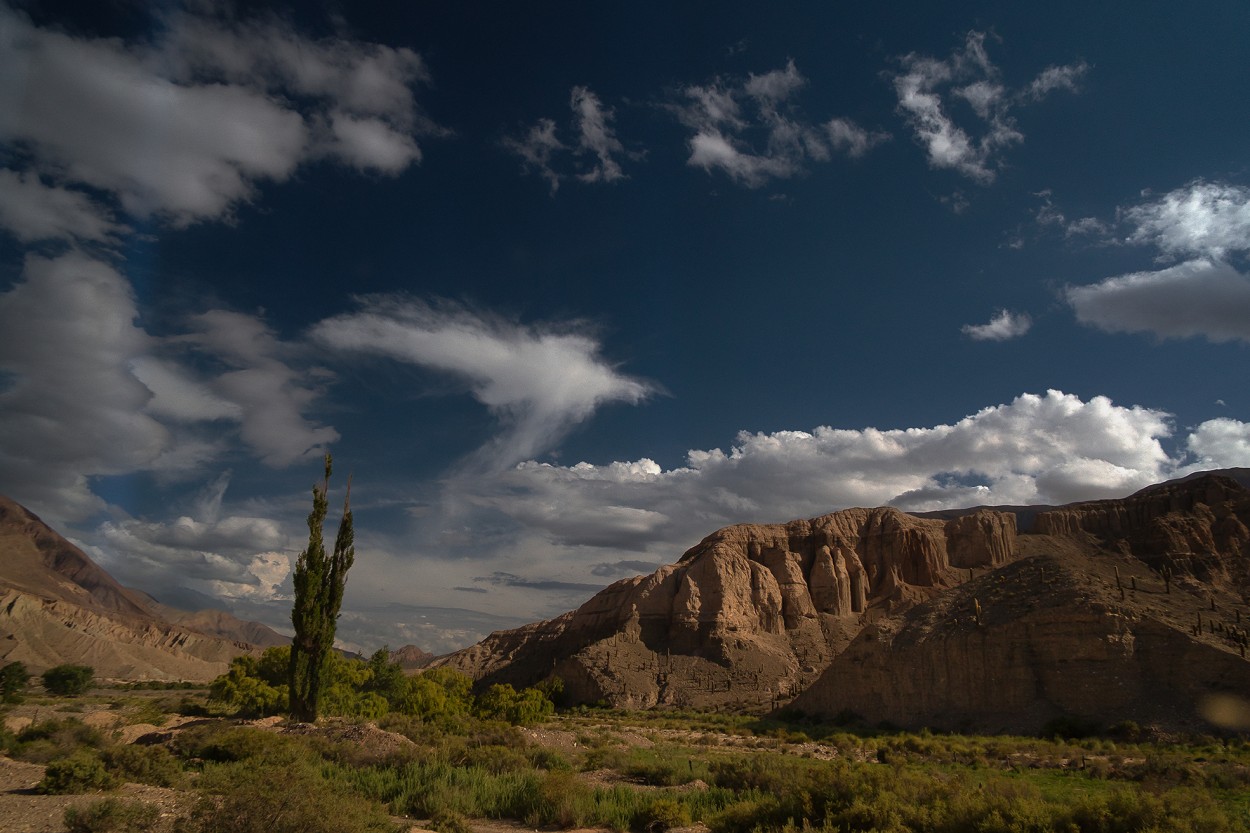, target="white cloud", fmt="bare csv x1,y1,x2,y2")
675,60,887,187
0,4,434,226
1124,181,1250,259
455,391,1194,560
1066,259,1250,343
98,513,291,602
0,169,127,243
892,31,1085,183
0,252,167,521
1026,62,1091,100
311,297,654,469
1187,419,1250,468
504,86,630,191
0,253,339,524
961,309,1032,341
